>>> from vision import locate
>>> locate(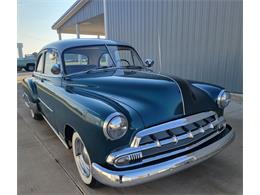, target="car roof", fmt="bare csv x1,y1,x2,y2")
40,38,131,53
